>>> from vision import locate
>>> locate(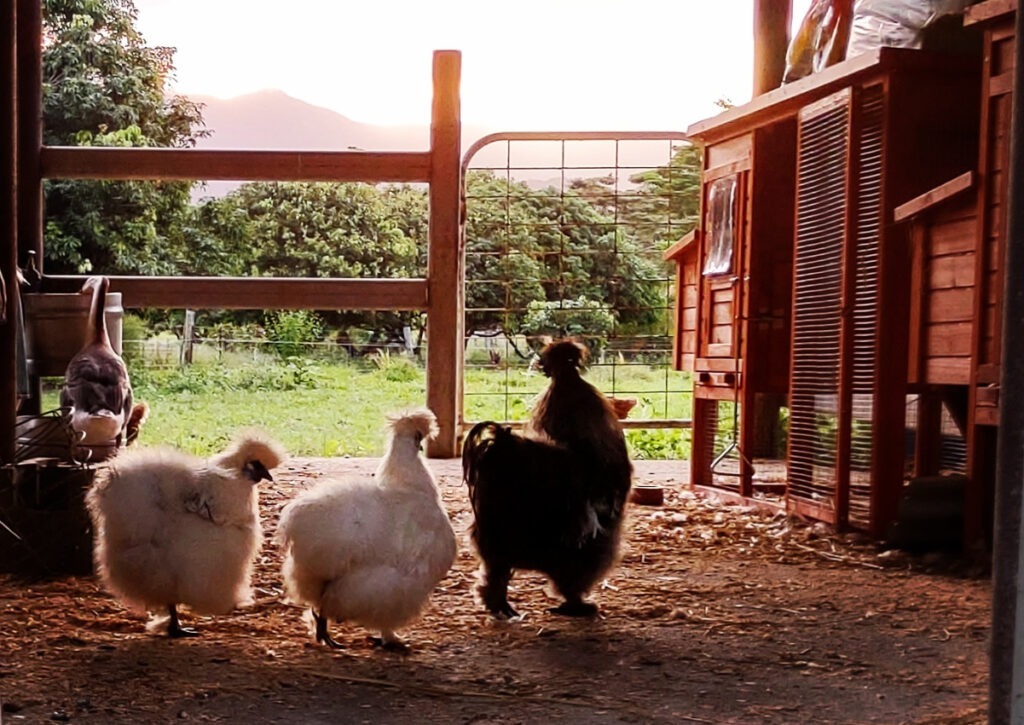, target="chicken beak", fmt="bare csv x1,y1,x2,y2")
244,460,274,483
